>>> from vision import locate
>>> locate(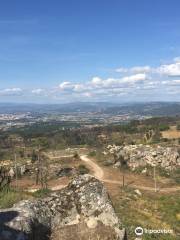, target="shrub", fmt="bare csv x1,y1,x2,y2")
158,124,170,131
88,151,96,157
0,167,11,191
33,188,51,198
73,152,79,160
77,164,89,175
